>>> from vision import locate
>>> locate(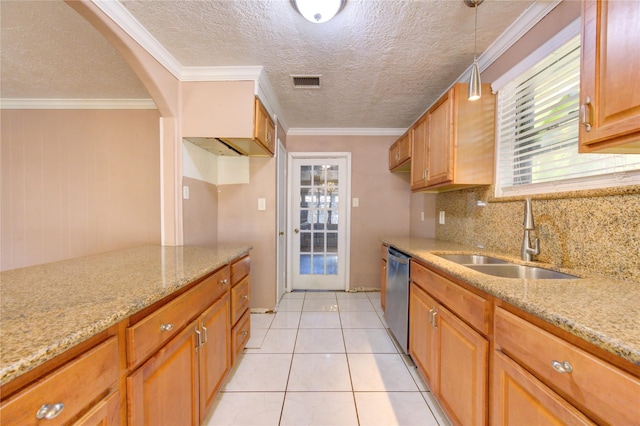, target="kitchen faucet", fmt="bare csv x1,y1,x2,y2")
521,198,540,261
